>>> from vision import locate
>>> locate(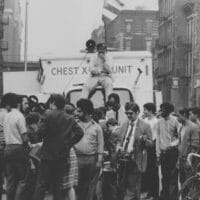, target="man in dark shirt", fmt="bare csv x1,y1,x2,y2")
33,94,83,200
